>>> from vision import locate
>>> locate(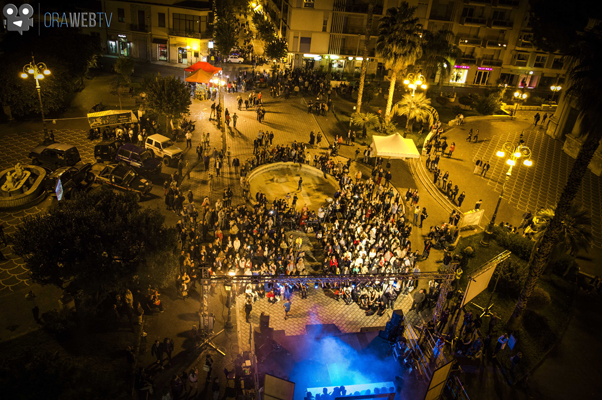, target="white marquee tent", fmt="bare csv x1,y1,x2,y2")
370,133,421,159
